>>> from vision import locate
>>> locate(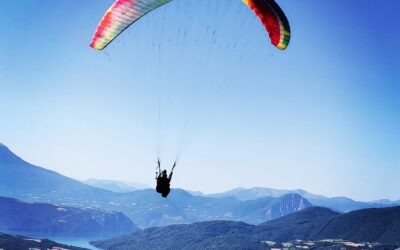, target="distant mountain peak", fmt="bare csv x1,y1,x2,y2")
0,143,25,165
267,193,312,218
84,178,150,193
